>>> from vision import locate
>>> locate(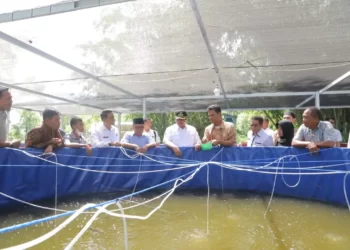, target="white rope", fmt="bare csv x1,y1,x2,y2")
64,203,112,250
130,155,143,200
2,203,96,250
116,201,128,250
344,172,350,212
